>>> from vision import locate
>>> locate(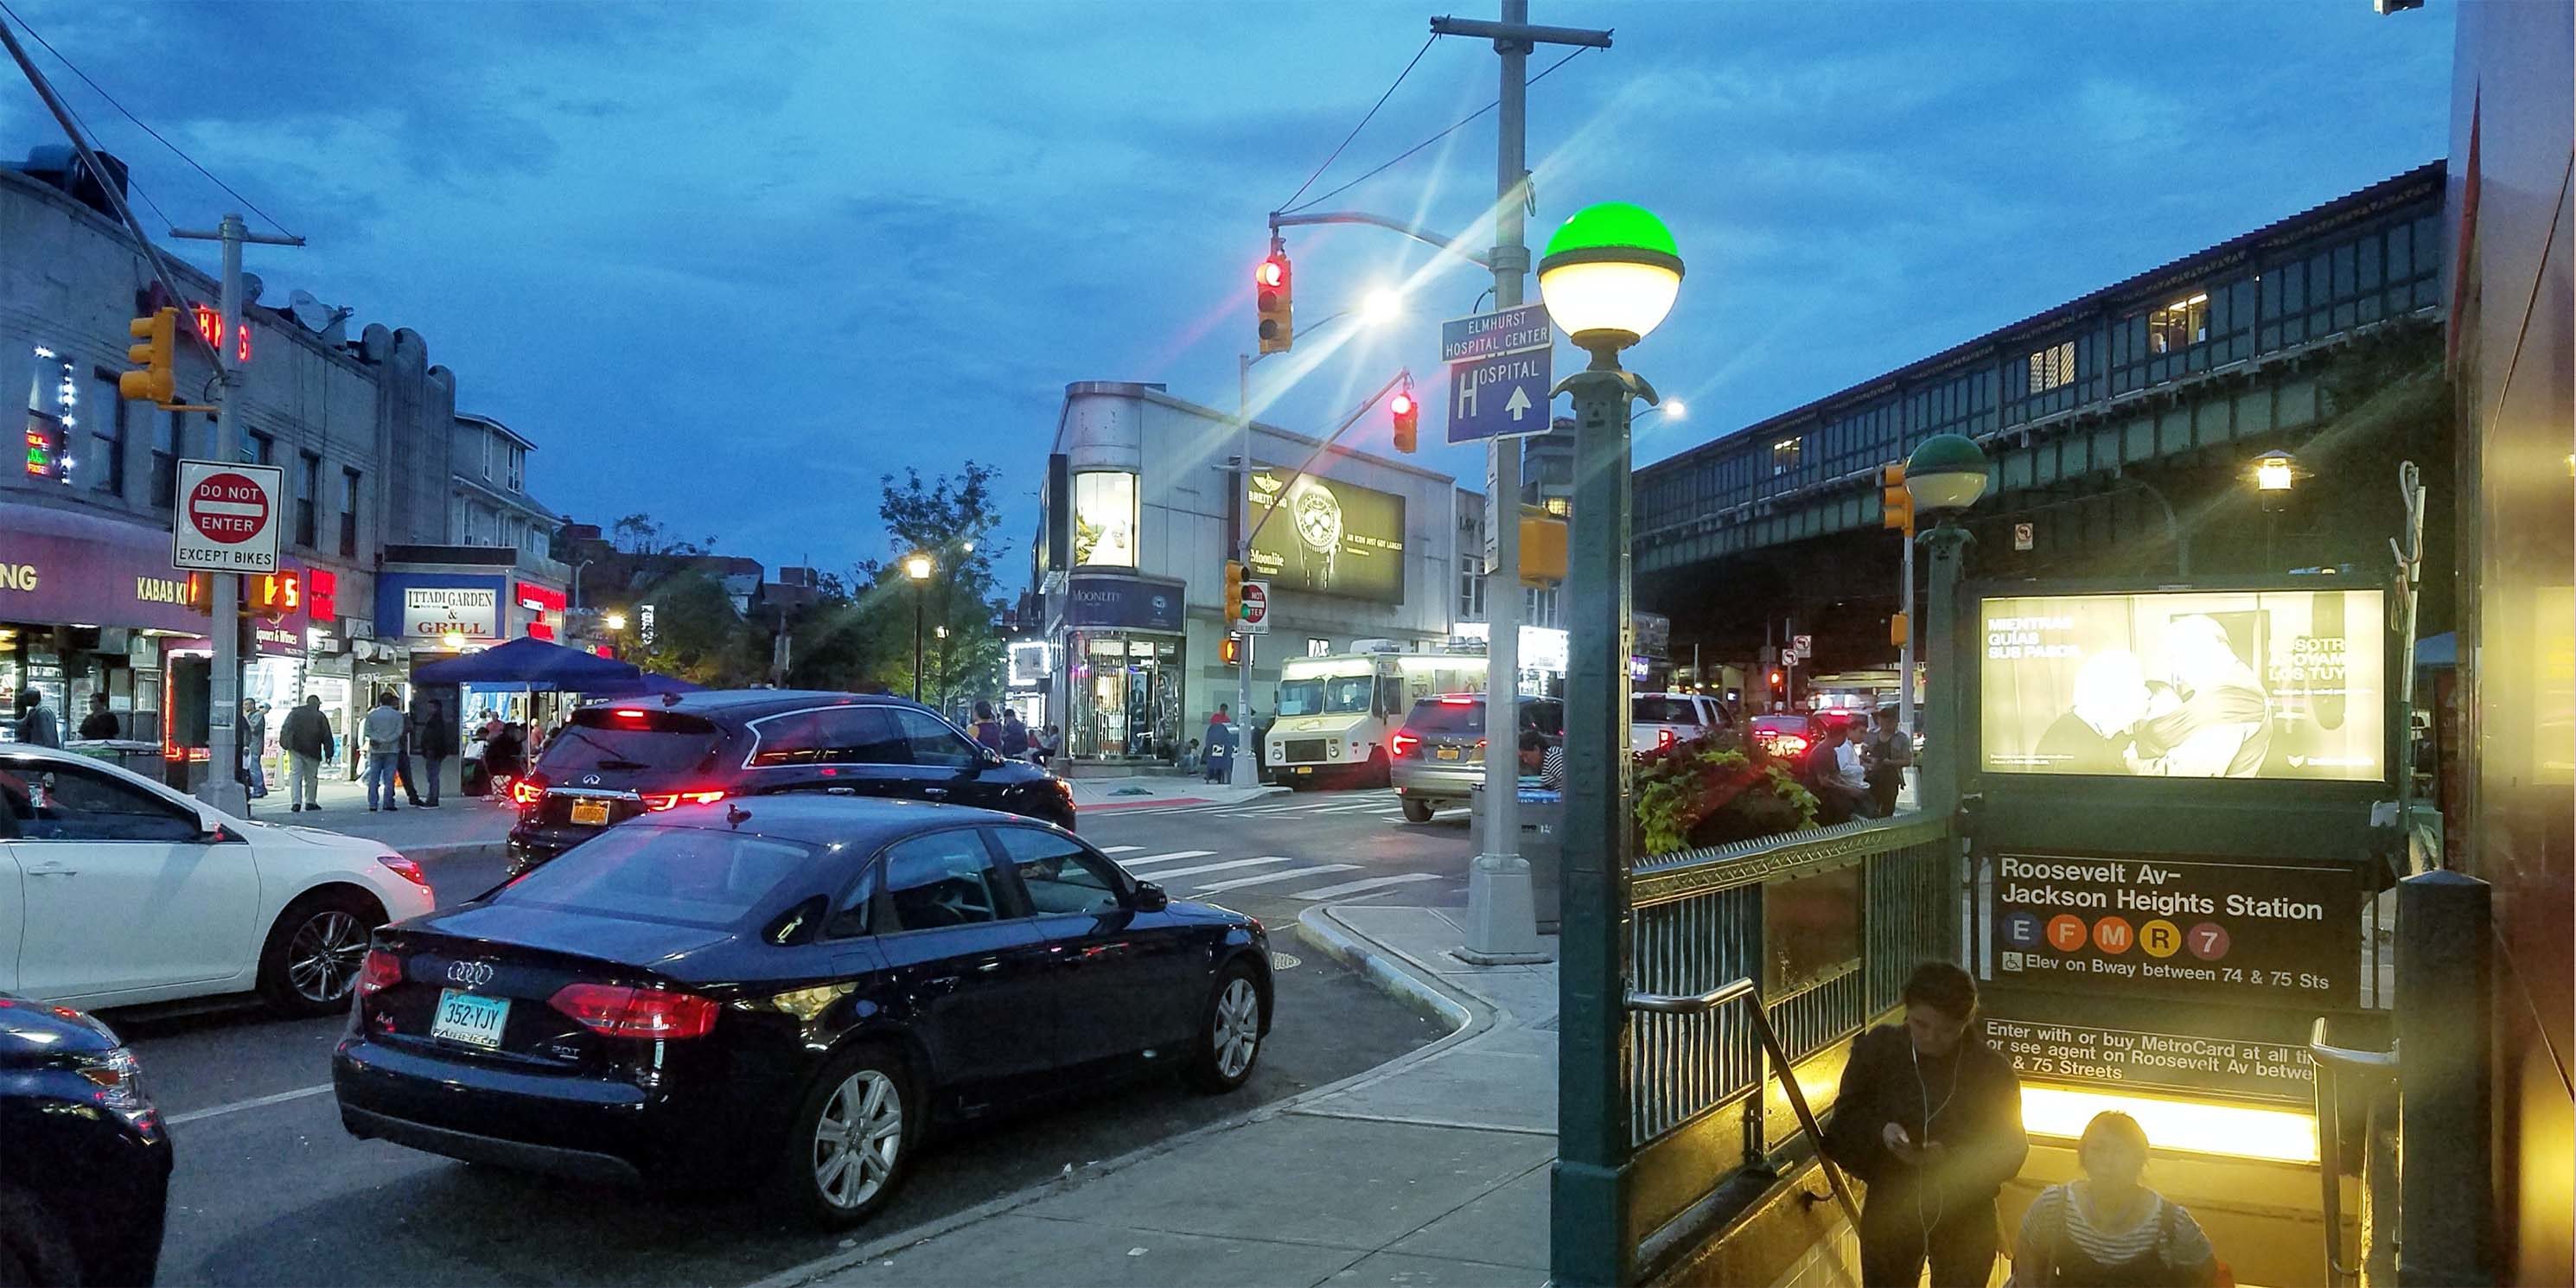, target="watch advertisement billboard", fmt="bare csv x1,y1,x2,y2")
1247,469,1406,603
1980,588,2386,781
